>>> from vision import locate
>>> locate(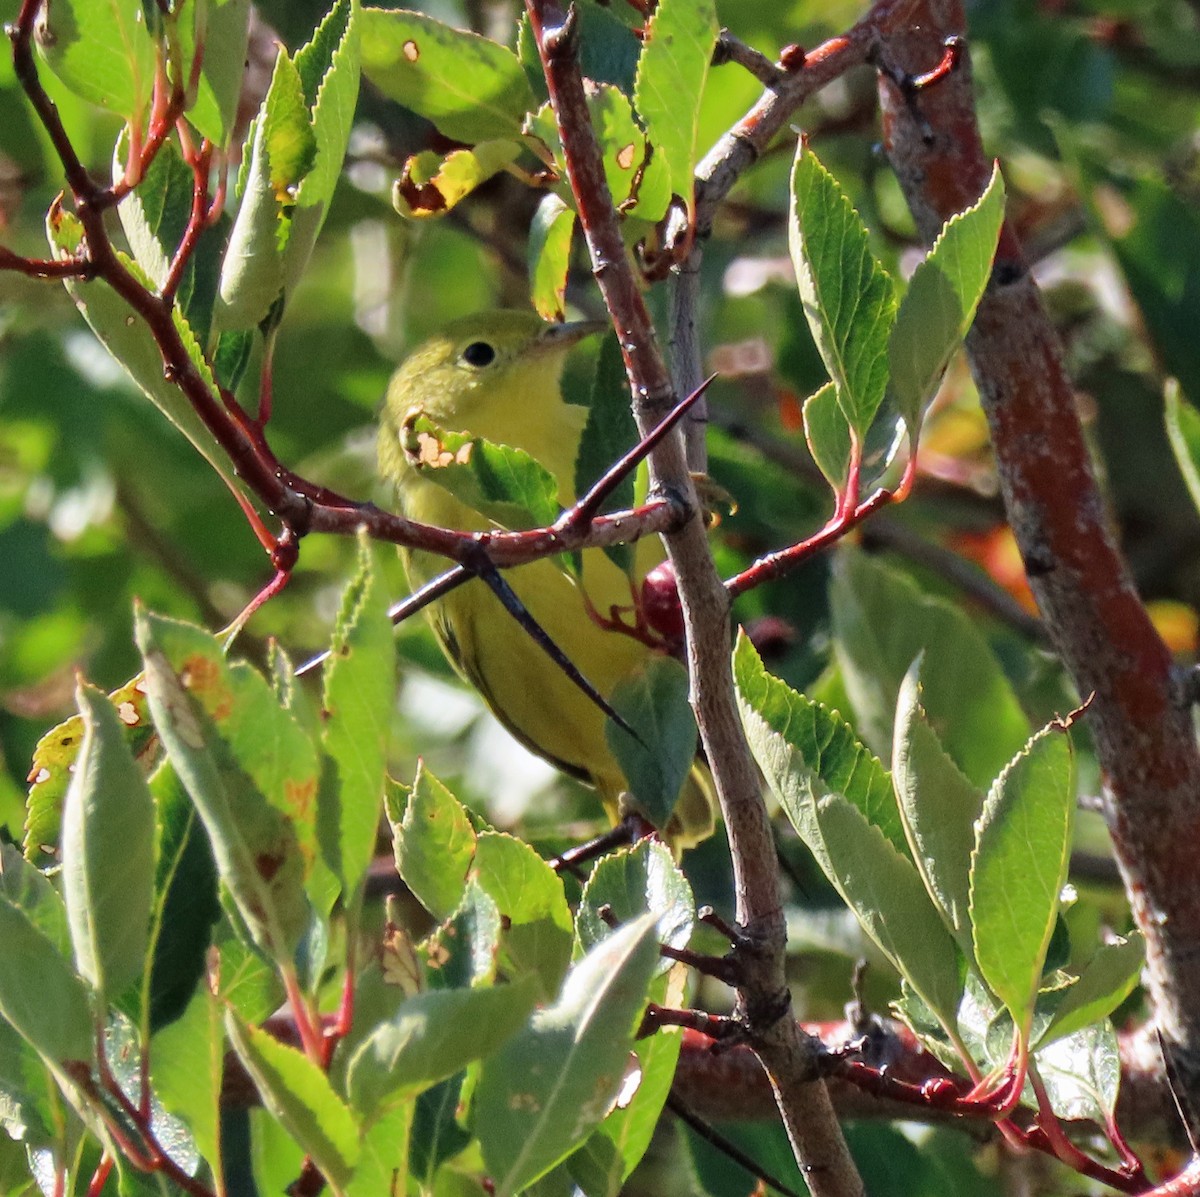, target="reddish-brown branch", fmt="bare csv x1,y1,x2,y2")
161,141,214,305
726,453,916,600
0,245,94,278
877,0,1200,1139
